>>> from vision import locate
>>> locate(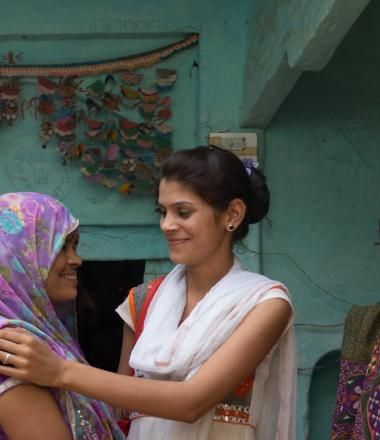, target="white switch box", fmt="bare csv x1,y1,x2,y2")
208,132,258,150
208,132,258,165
